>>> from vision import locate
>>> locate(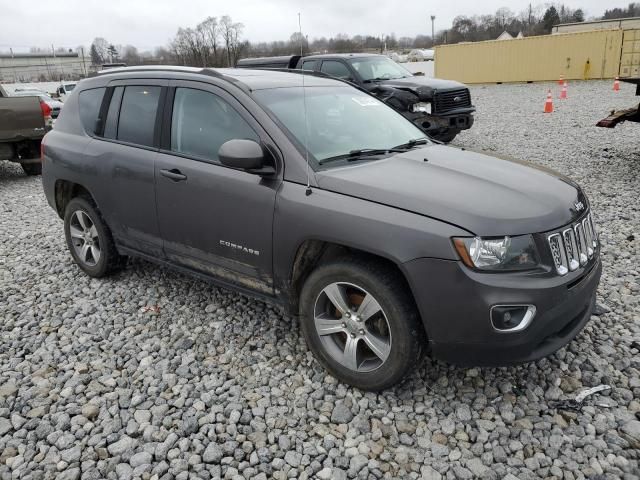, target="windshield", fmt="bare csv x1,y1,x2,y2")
349,57,413,81
64,84,76,92
254,86,427,163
